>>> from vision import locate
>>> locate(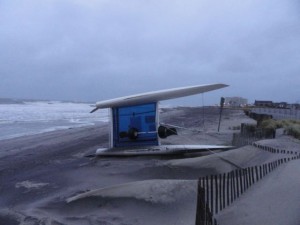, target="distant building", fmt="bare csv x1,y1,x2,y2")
253,100,299,109
225,97,248,107
254,100,273,107
291,103,300,109
273,102,288,108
